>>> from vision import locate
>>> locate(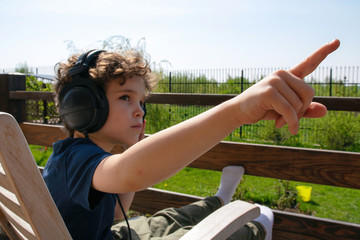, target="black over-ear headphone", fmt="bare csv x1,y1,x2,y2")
59,50,109,134
59,49,147,135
